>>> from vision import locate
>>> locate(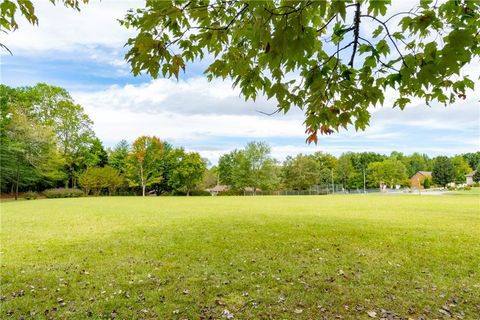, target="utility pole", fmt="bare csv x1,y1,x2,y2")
363,164,366,194
331,168,334,194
